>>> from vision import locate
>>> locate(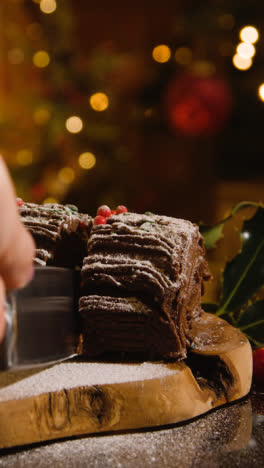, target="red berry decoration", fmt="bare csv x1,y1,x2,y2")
94,215,107,225
111,210,117,215
97,205,112,218
116,205,128,214
253,348,264,384
16,198,23,207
